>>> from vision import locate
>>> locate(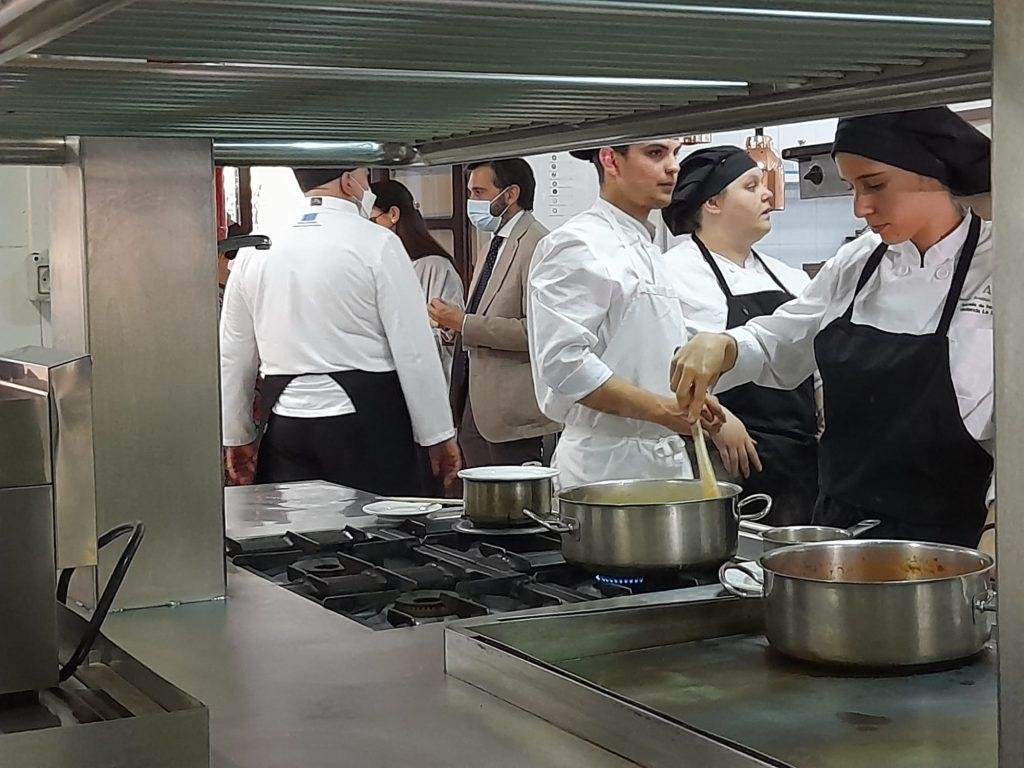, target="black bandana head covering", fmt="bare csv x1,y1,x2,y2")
292,168,354,193
831,107,990,196
662,146,757,235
